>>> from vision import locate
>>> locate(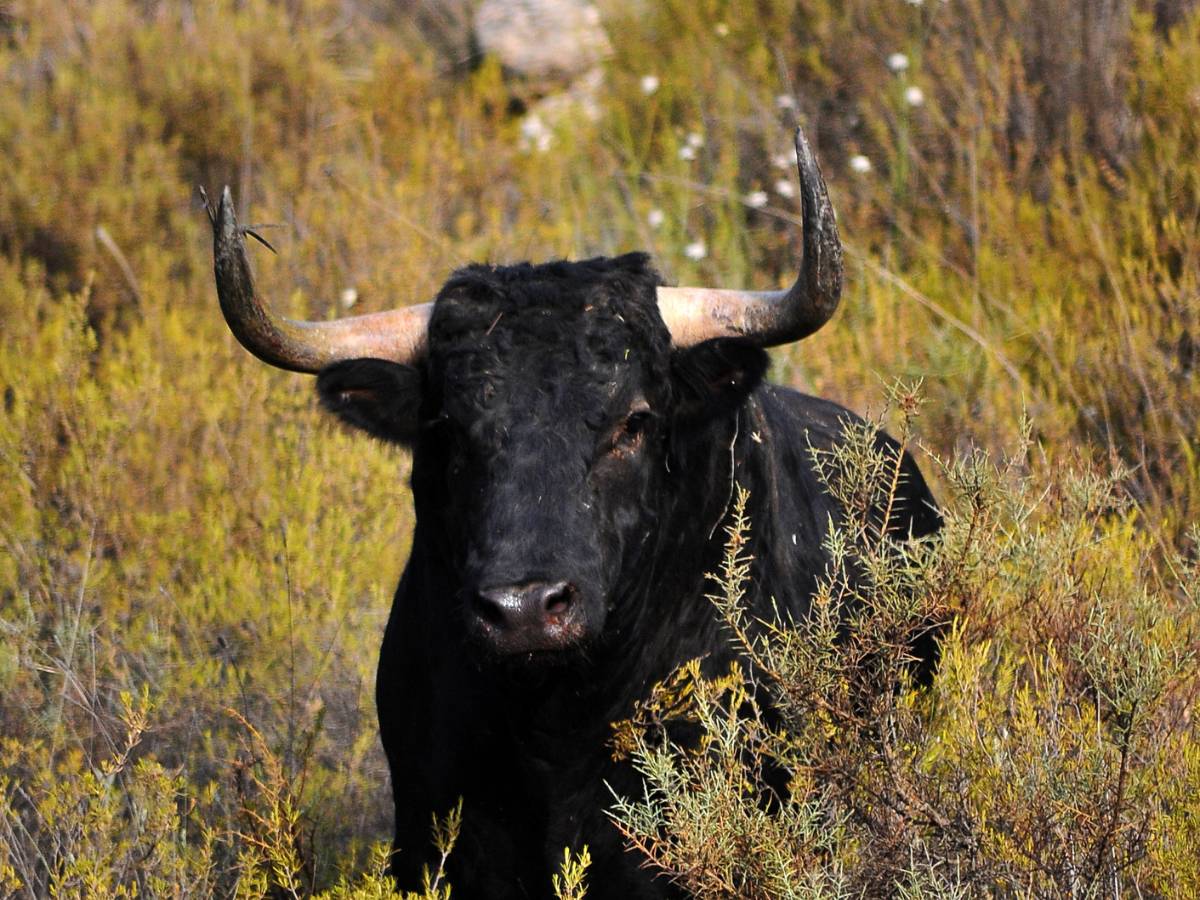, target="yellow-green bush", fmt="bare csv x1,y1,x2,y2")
0,0,1197,895
613,397,1199,895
